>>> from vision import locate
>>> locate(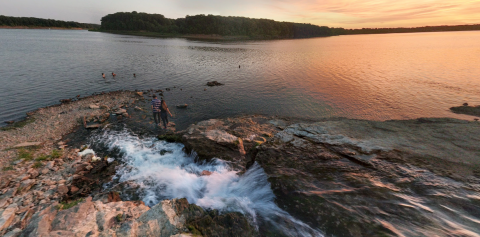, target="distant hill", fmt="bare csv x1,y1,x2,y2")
340,24,480,35
0,15,100,29
99,12,344,39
